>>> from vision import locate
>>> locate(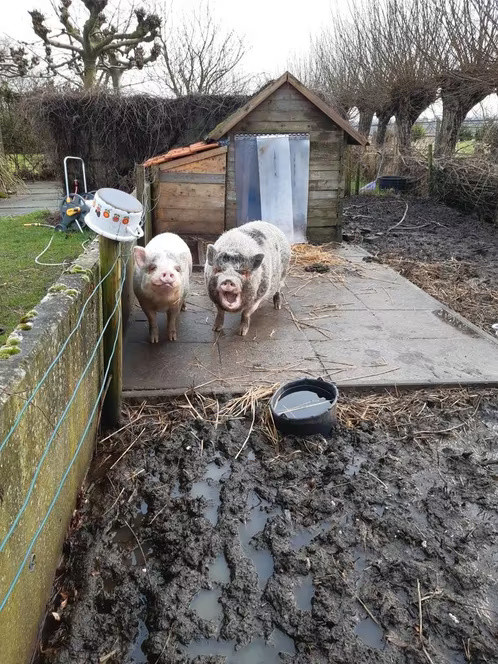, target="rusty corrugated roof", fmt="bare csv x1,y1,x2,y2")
143,141,220,167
